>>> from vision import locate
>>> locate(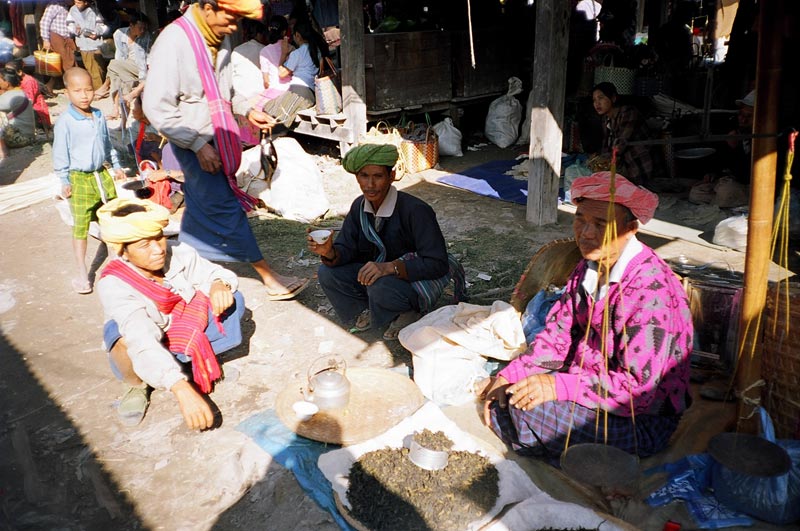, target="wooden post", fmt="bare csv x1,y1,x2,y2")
339,0,367,155
735,0,784,426
526,0,571,225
